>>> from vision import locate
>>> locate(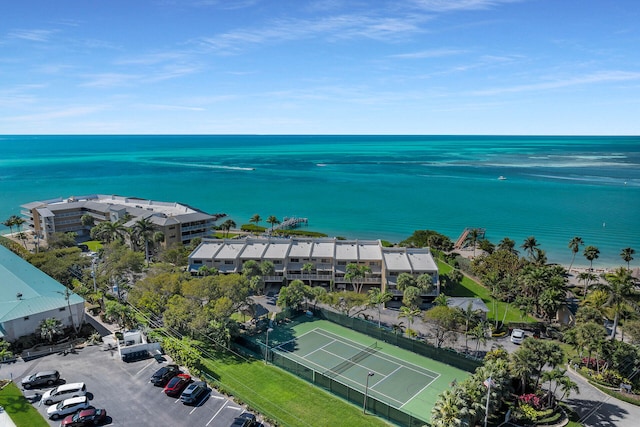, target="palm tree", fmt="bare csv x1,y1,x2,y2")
583,245,600,271
468,228,480,257
91,220,127,244
221,219,236,238
578,271,597,296
470,321,488,357
3,216,16,235
132,217,156,266
368,288,393,328
620,247,635,271
391,321,405,336
4,215,22,236
399,306,421,337
266,215,280,232
0,339,13,362
568,236,584,272
57,287,79,334
12,216,28,249
600,267,634,339
39,318,64,343
497,237,517,254
459,302,480,352
249,214,262,226
430,389,464,427
521,236,539,261
302,262,314,286
416,273,435,294
344,263,371,293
